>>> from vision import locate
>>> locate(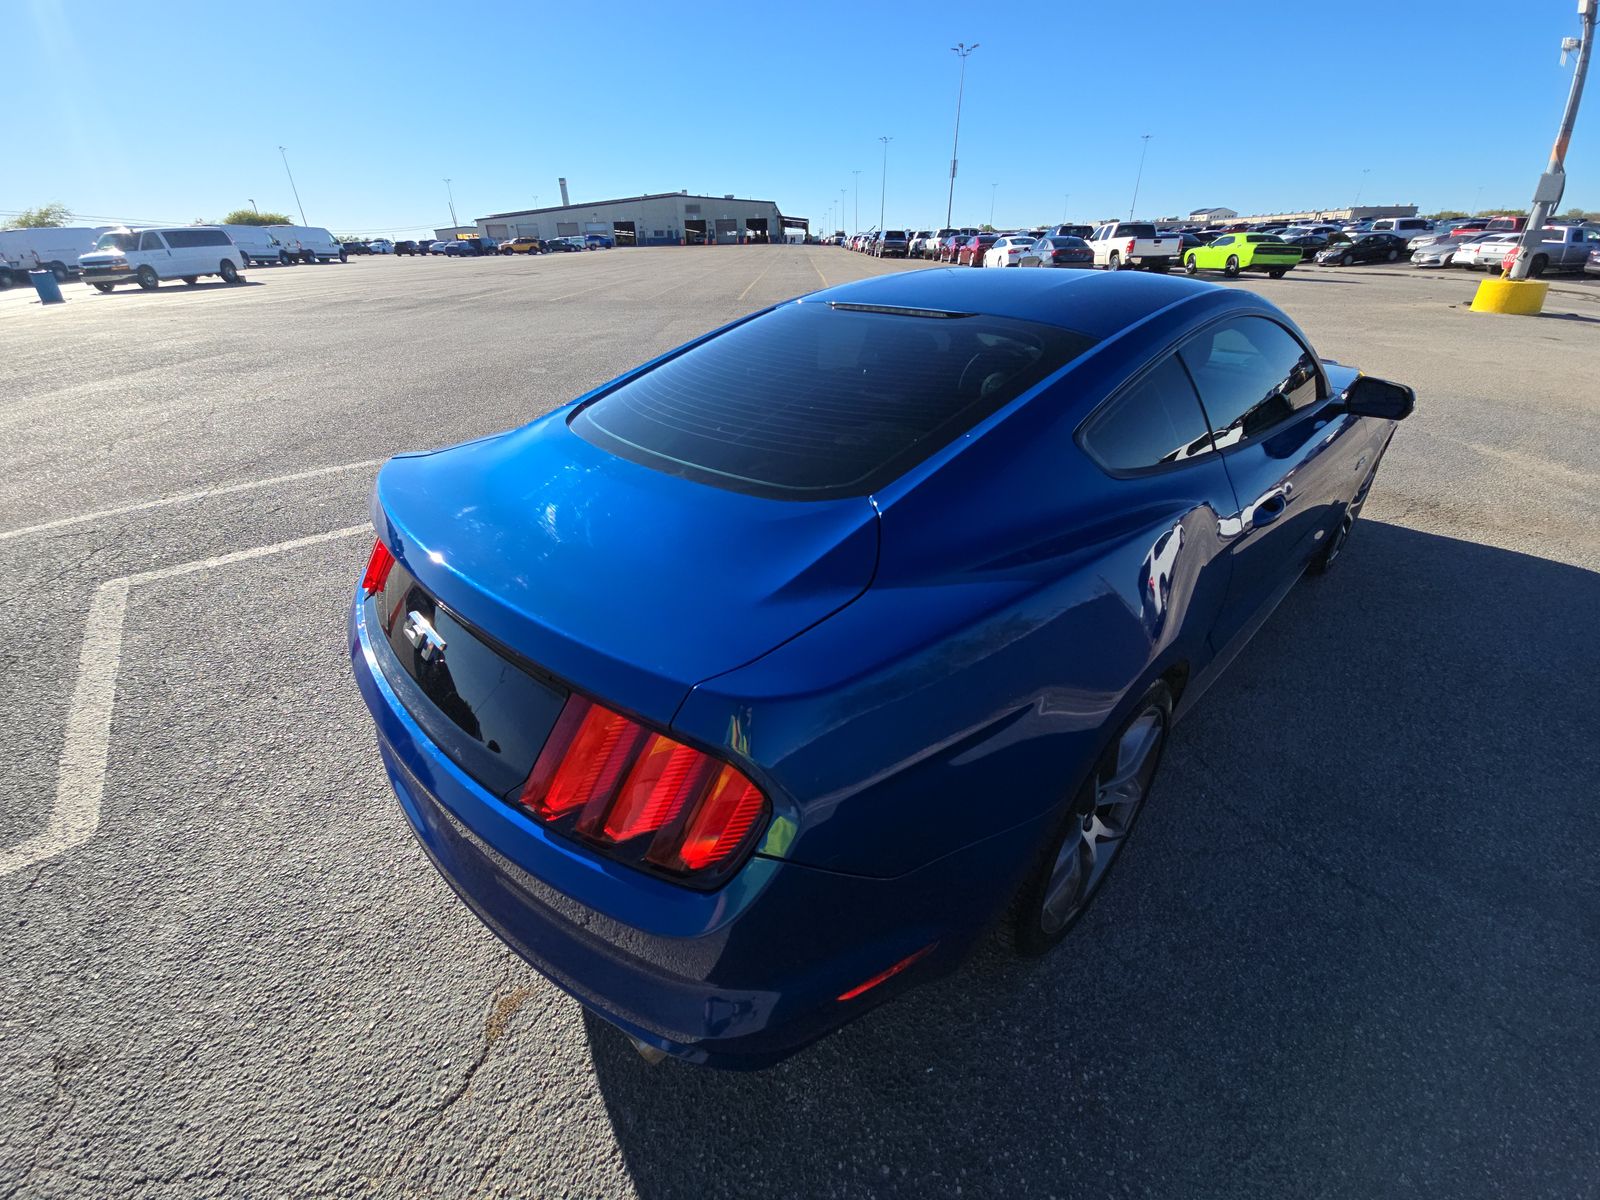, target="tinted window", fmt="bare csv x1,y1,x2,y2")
1080,355,1214,472
570,301,1098,499
162,229,229,248
137,231,166,251
1179,317,1323,448
1214,235,1234,246
1119,224,1157,237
